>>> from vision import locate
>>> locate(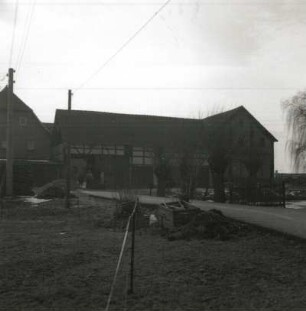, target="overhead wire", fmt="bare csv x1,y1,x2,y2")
15,0,36,76
0,75,7,82
9,0,20,67
3,1,306,6
4,0,303,114
15,0,34,69
0,74,8,91
74,0,172,92
15,86,304,91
